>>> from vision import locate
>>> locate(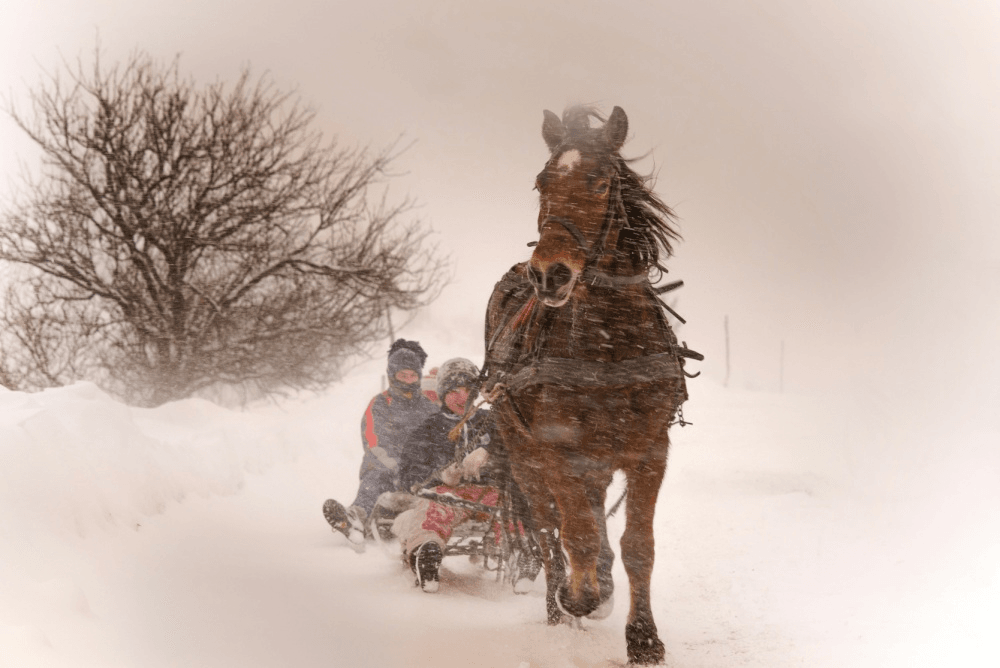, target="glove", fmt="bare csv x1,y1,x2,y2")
461,447,490,481
440,462,462,487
